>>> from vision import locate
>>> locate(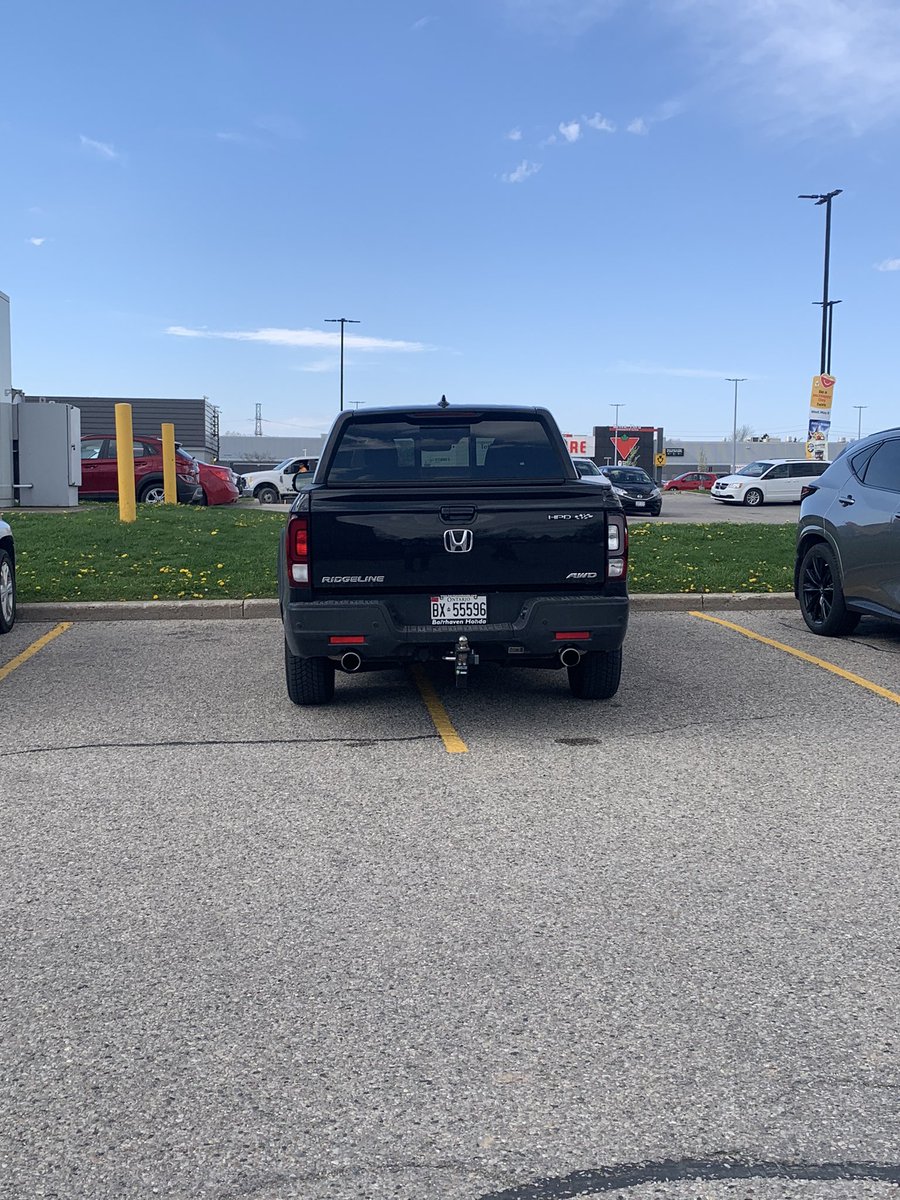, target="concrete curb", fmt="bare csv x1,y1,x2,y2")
17,593,796,622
